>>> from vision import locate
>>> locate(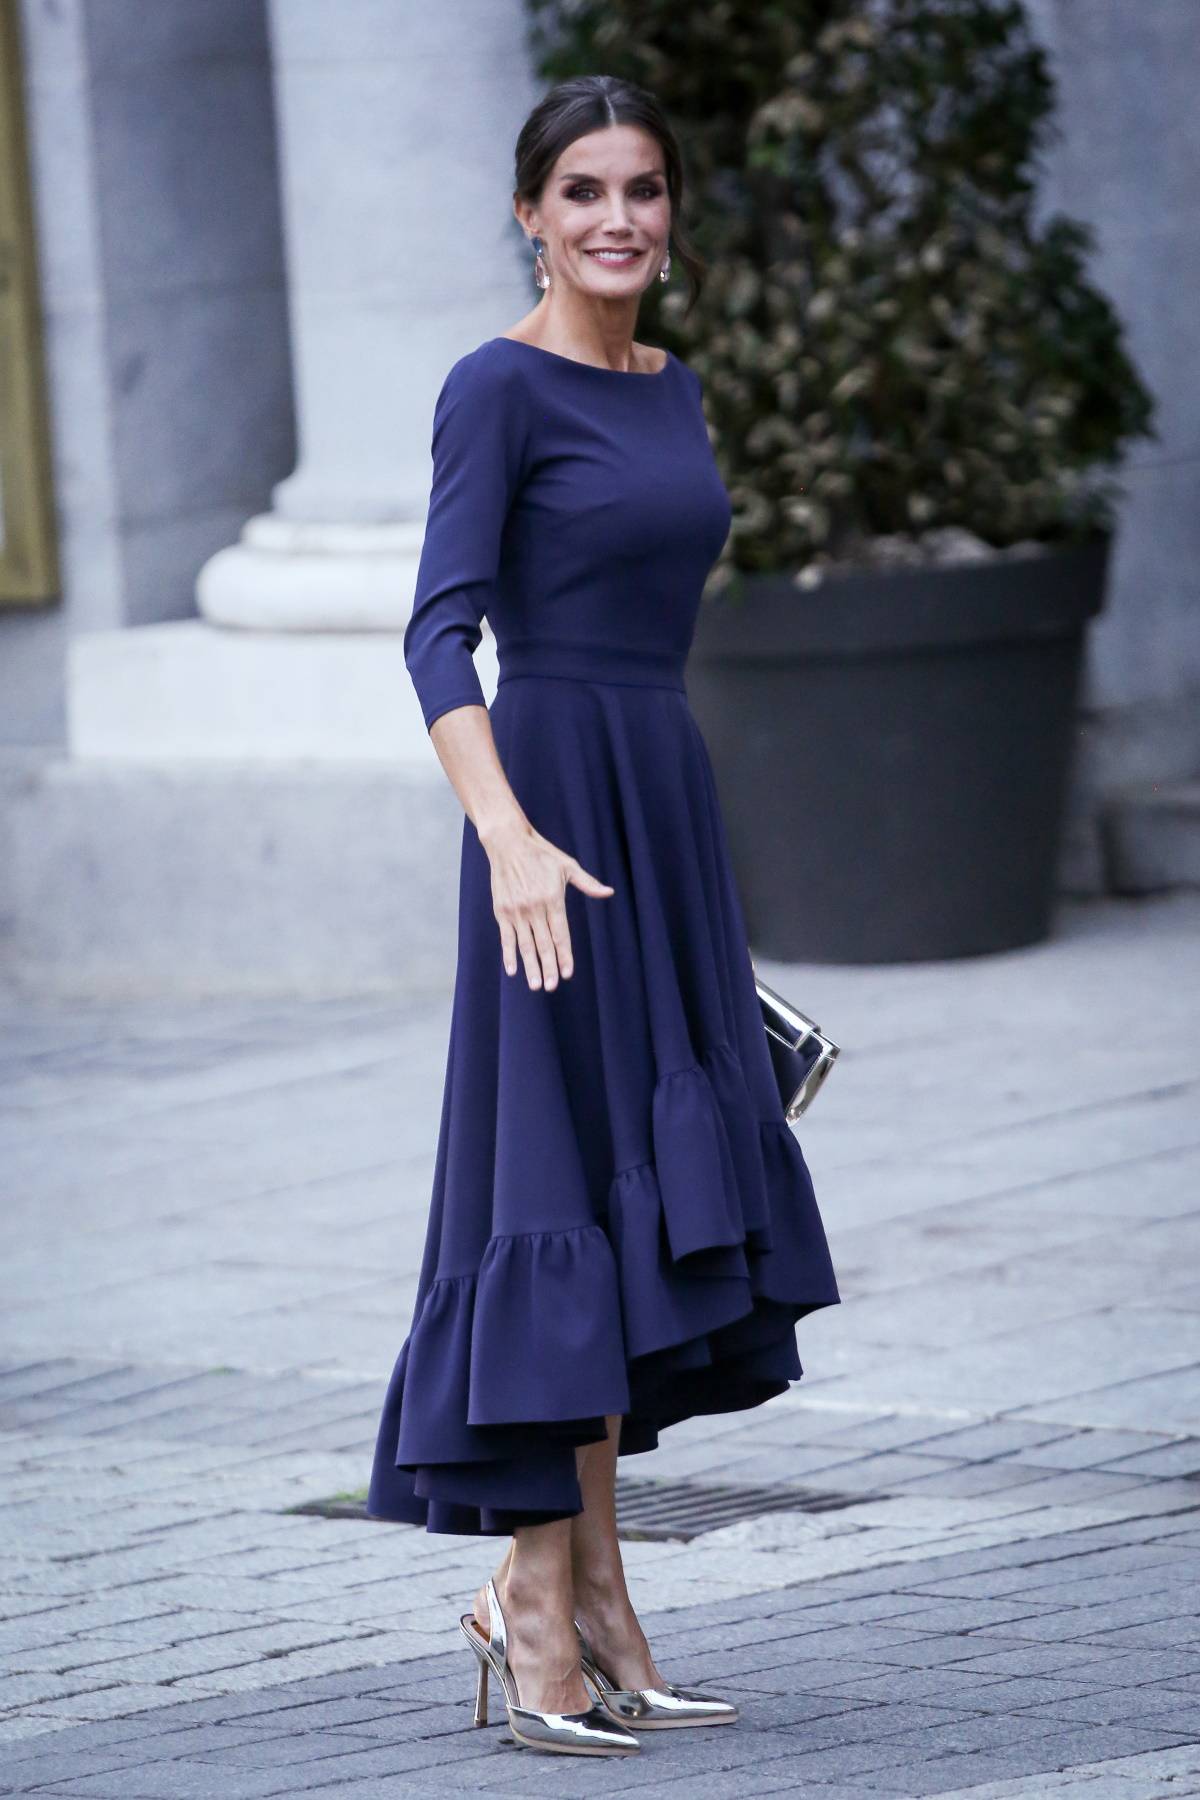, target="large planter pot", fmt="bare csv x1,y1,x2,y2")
686,537,1109,963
